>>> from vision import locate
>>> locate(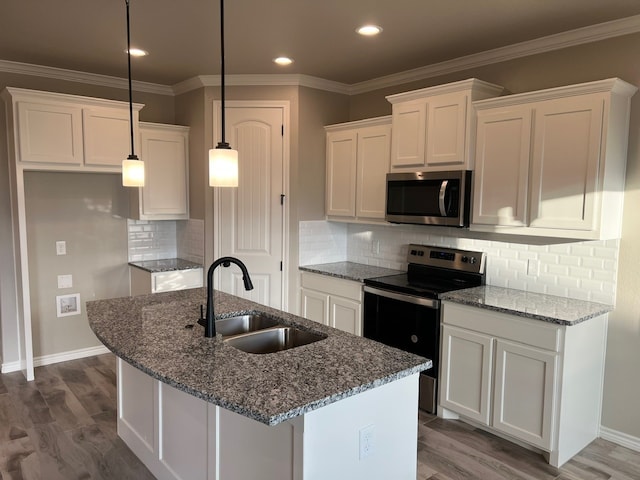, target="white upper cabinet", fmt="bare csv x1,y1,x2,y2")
16,101,84,165
473,106,533,226
83,107,132,167
325,116,391,221
4,87,141,171
387,79,503,172
130,122,190,220
472,78,637,240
